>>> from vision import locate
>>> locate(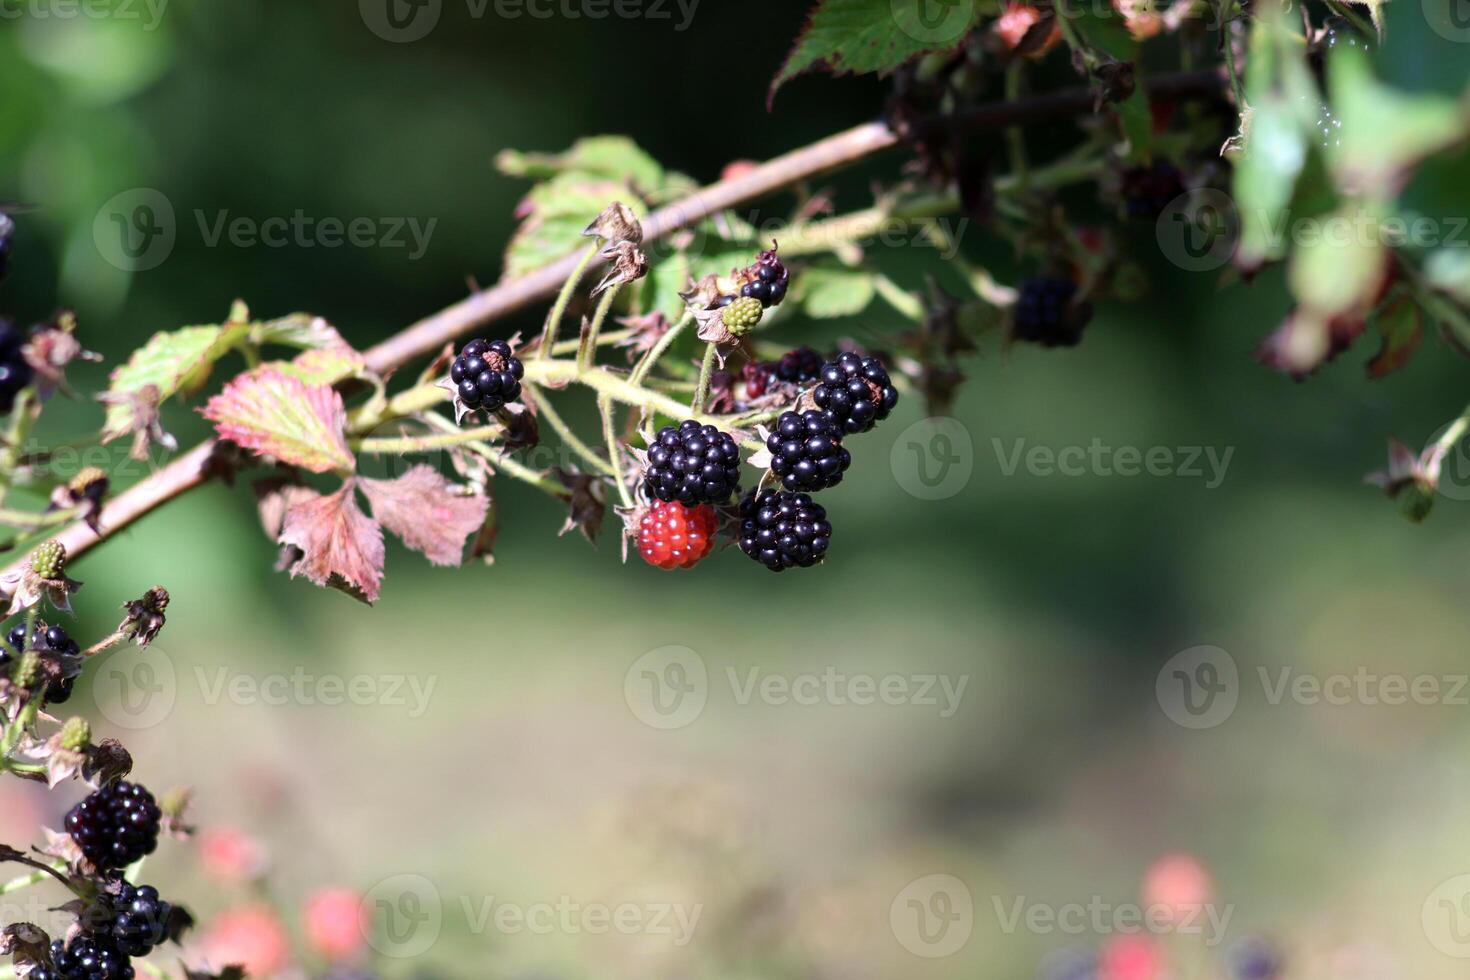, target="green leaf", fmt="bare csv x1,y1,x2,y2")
1287,201,1388,316
769,0,983,106
1327,46,1468,196
1425,248,1470,305
101,319,248,443
794,266,877,318
496,135,665,193
504,175,640,278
